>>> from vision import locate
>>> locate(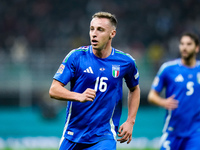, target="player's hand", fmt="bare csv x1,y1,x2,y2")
163,95,179,110
117,121,134,144
79,88,96,103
